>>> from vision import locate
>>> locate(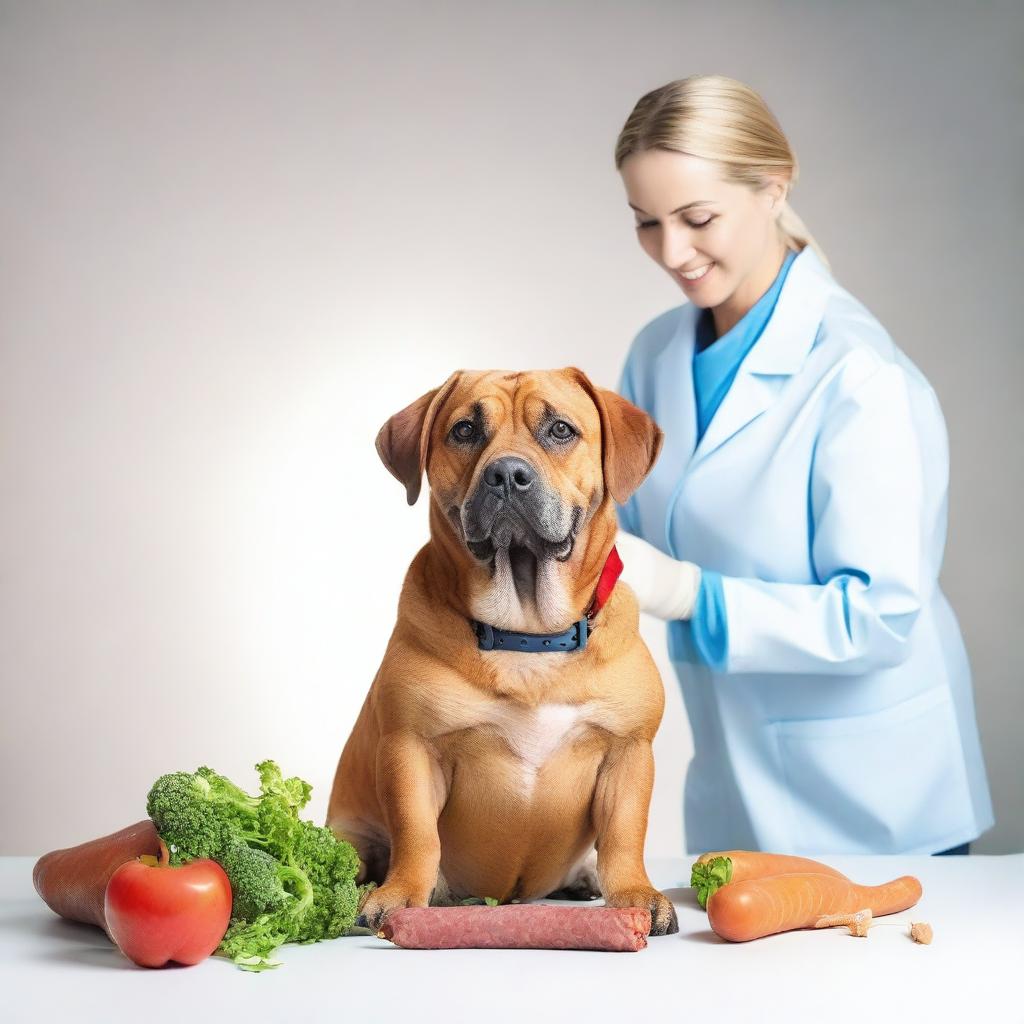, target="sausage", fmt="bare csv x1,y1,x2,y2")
32,820,161,939
378,904,652,951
